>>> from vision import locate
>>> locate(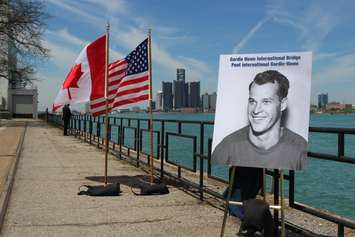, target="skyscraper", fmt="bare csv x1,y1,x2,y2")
202,93,210,111
173,79,185,109
209,92,217,111
318,93,328,109
188,81,200,108
176,68,185,82
162,81,173,111
156,90,163,110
